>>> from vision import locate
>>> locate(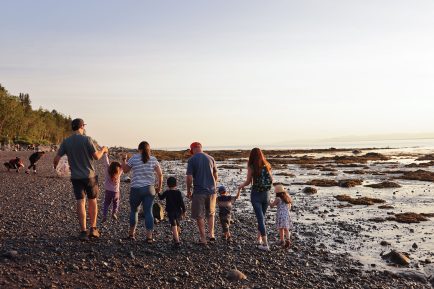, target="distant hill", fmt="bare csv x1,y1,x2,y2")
0,83,71,145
